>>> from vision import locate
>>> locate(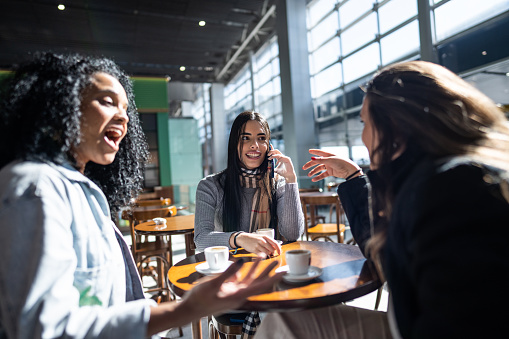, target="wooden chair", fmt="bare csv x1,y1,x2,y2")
122,206,177,302
135,197,172,207
301,195,346,243
154,185,175,203
208,313,247,339
136,191,158,200
299,188,326,225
